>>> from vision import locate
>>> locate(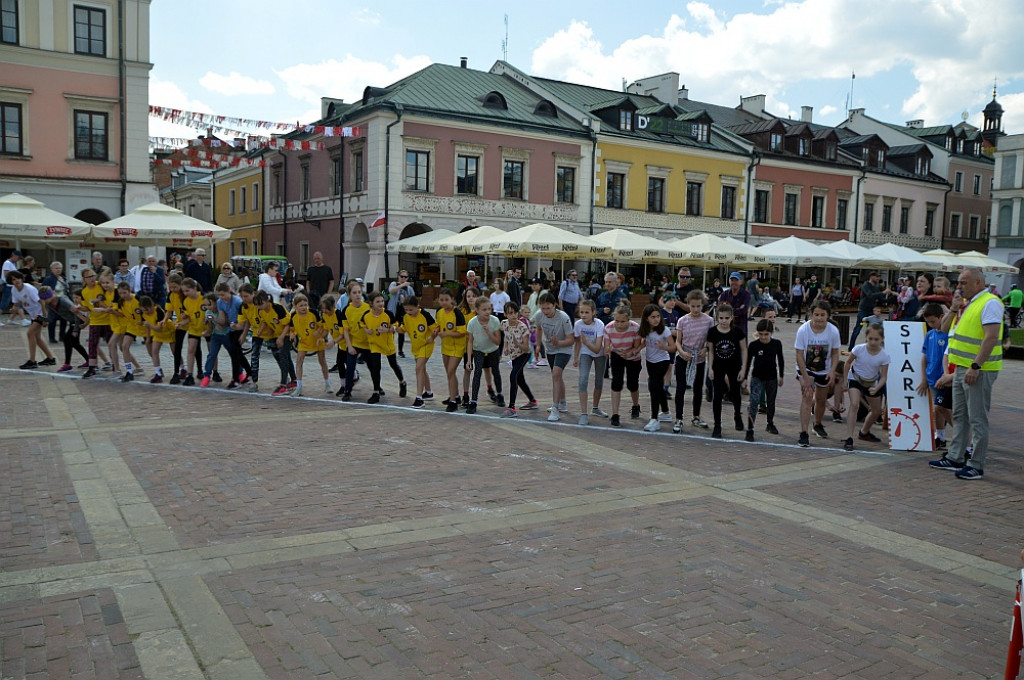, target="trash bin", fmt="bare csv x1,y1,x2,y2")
834,313,850,345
